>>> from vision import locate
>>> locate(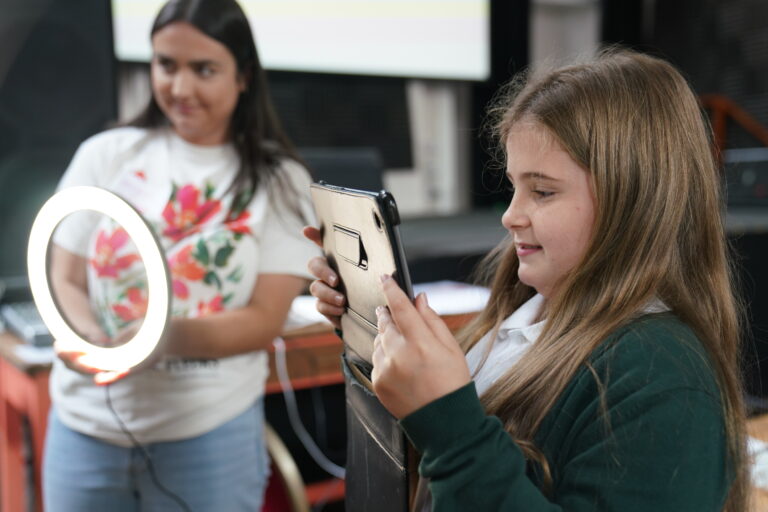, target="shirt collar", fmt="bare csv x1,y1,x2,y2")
498,293,546,343
495,295,669,345
642,298,669,314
